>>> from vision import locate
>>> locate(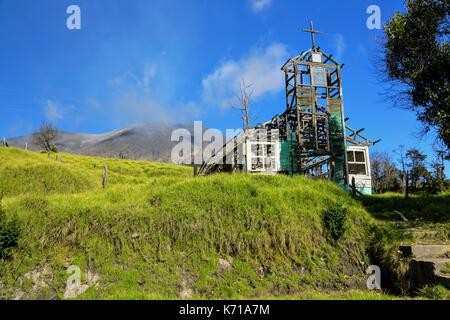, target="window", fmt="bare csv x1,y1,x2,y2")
355,151,365,162
347,151,355,162
349,163,366,175
248,142,280,172
311,67,326,86
312,53,322,63
347,150,367,175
